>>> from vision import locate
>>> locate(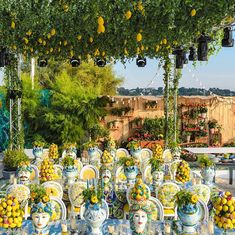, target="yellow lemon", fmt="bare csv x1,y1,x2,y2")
2,202,7,208
191,9,196,17
47,33,51,39
97,25,105,34
163,38,167,45
6,206,12,212
43,40,46,46
230,205,234,213
136,33,142,42
225,191,231,196
97,16,104,25
3,224,9,229
77,35,82,40
125,10,132,20
23,37,29,44
16,222,22,228
38,38,43,44
89,37,93,43
222,198,227,205
51,28,56,36
0,218,3,223
227,200,233,206
63,4,69,12
26,30,32,36
10,223,16,228
11,21,16,29
223,205,229,212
